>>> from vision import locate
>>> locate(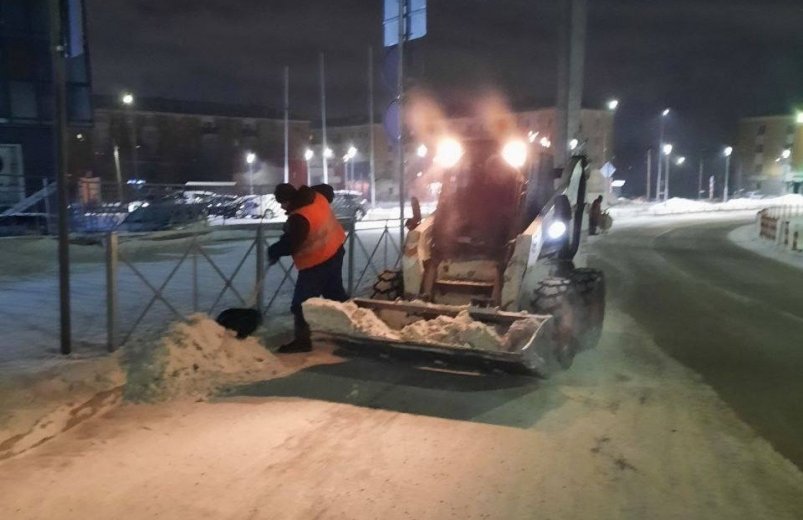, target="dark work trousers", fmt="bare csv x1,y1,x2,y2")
290,246,348,330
